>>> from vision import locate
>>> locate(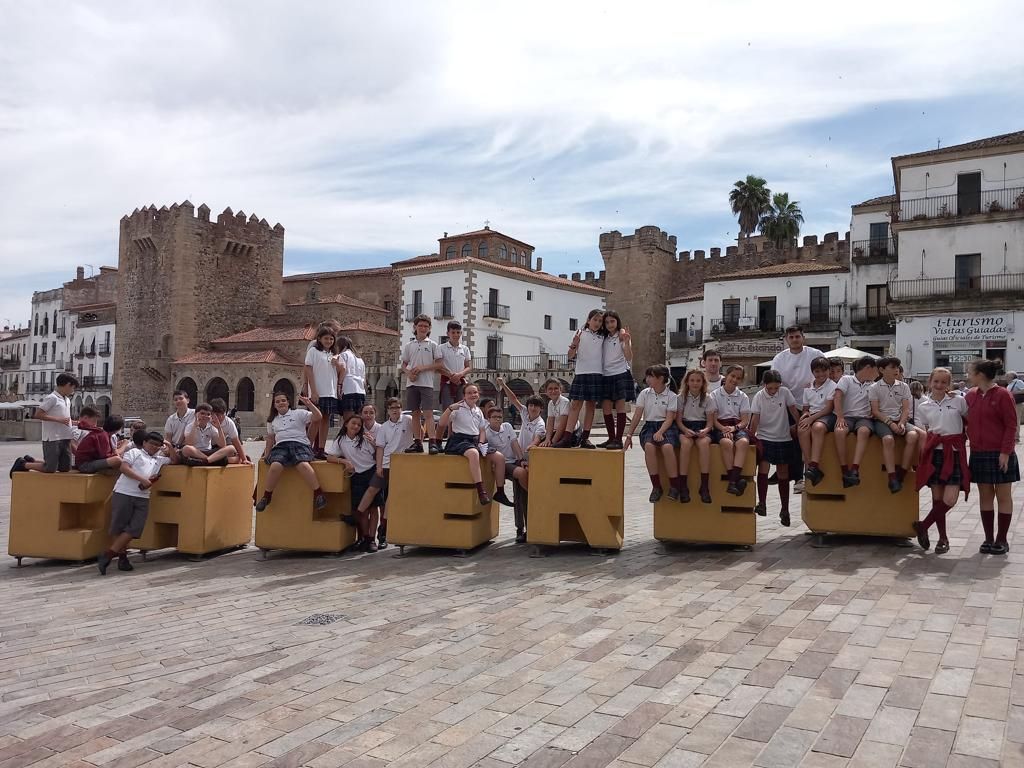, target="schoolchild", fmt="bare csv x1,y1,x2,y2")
833,356,879,487
210,398,251,464
482,407,517,507
401,314,444,454
374,397,415,548
676,369,713,504
327,414,382,551
599,311,634,449
708,364,751,496
914,367,970,555
255,392,325,512
555,310,605,448
541,378,571,447
829,360,845,384
624,365,681,503
436,384,492,505
358,403,384,547
181,403,238,466
12,373,79,476
909,380,926,427
702,349,724,392
361,403,381,444
337,336,368,421
164,389,196,455
799,356,837,486
749,370,801,526
498,377,546,542
98,431,174,575
869,356,919,493
438,321,473,410
966,358,1019,555
74,409,123,475
304,324,343,457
